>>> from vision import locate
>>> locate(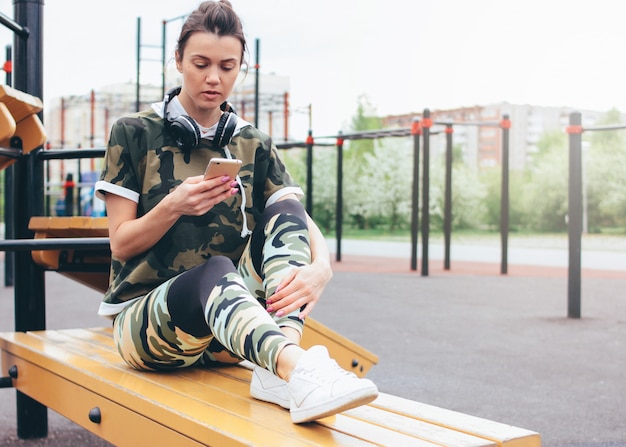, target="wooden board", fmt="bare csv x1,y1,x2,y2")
0,85,46,170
